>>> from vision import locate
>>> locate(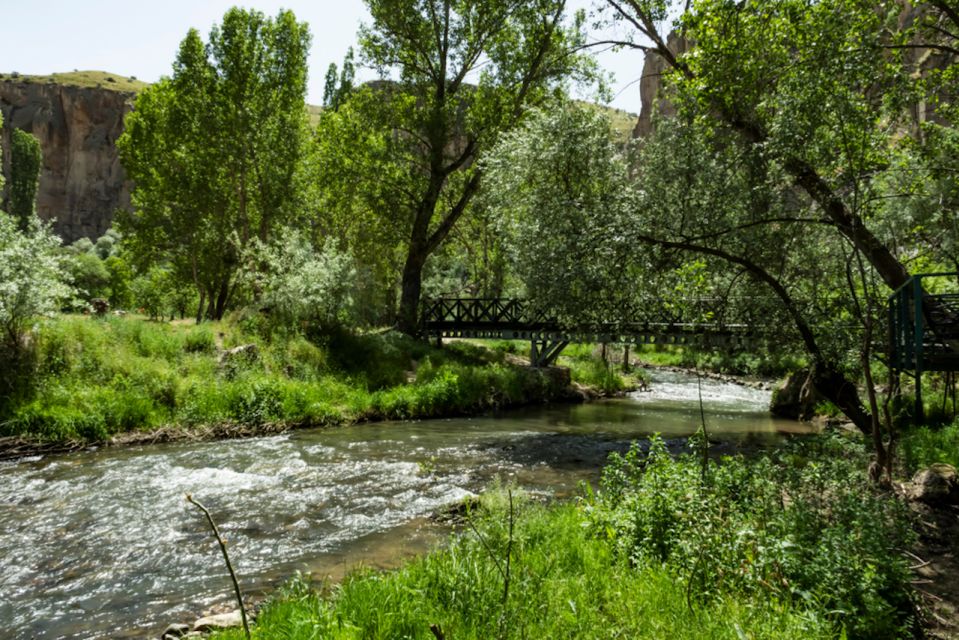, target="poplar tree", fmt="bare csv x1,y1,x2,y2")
118,8,311,321
8,128,41,230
